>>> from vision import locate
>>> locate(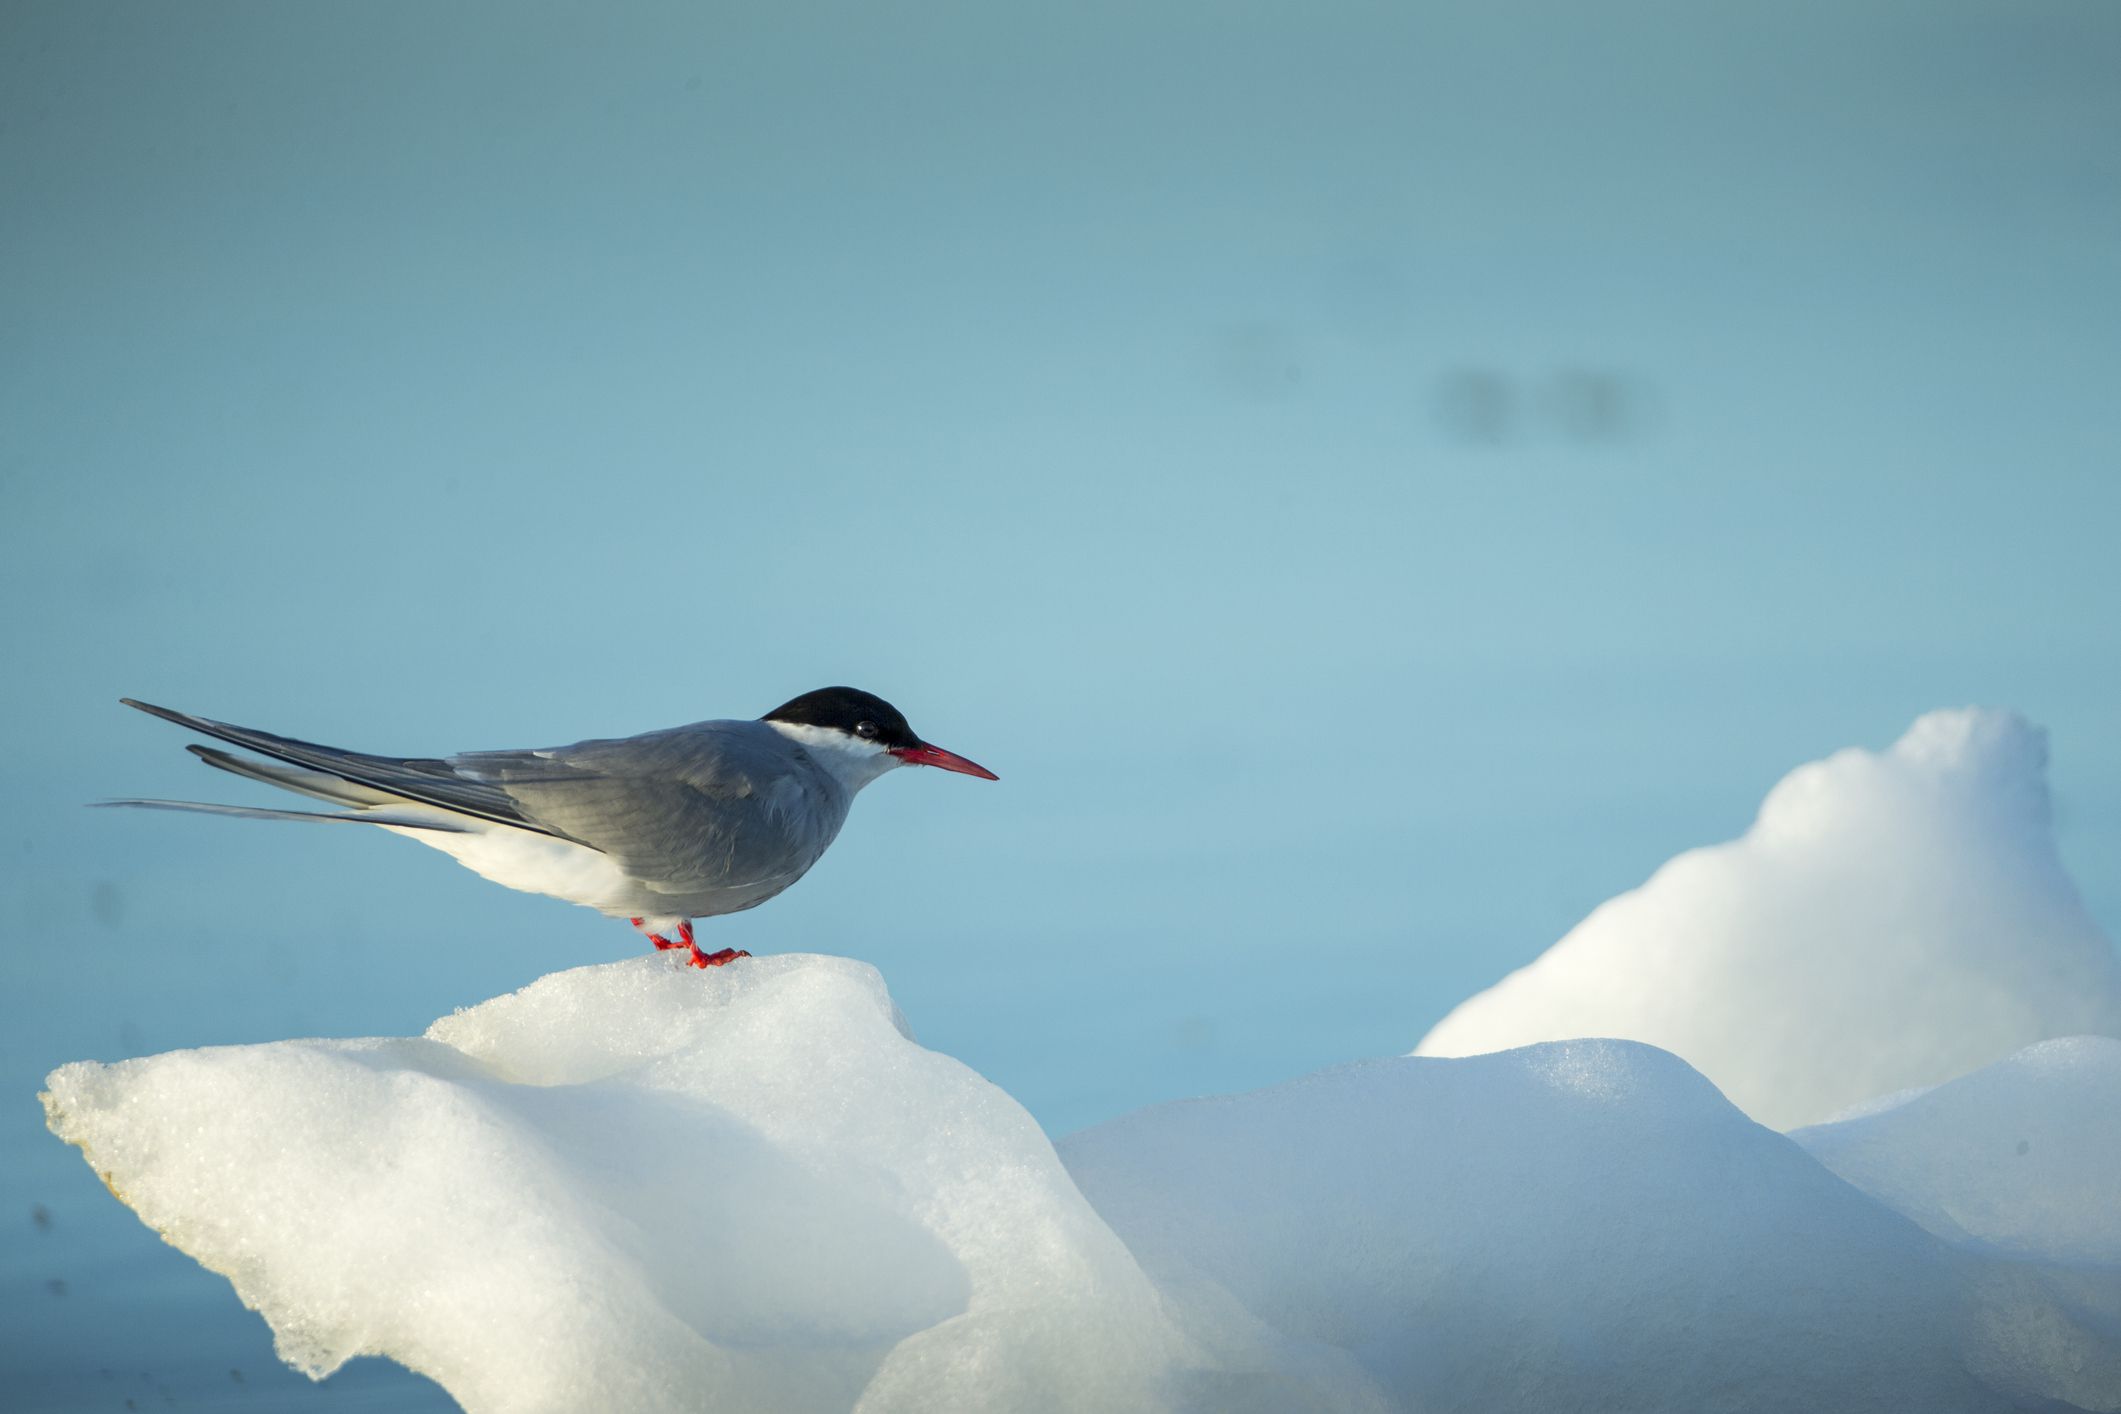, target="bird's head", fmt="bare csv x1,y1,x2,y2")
762,686,999,789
